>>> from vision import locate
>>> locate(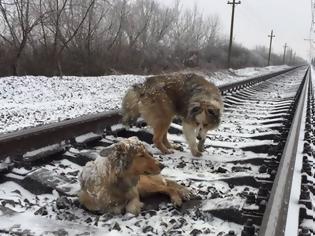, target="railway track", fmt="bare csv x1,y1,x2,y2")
0,66,314,236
